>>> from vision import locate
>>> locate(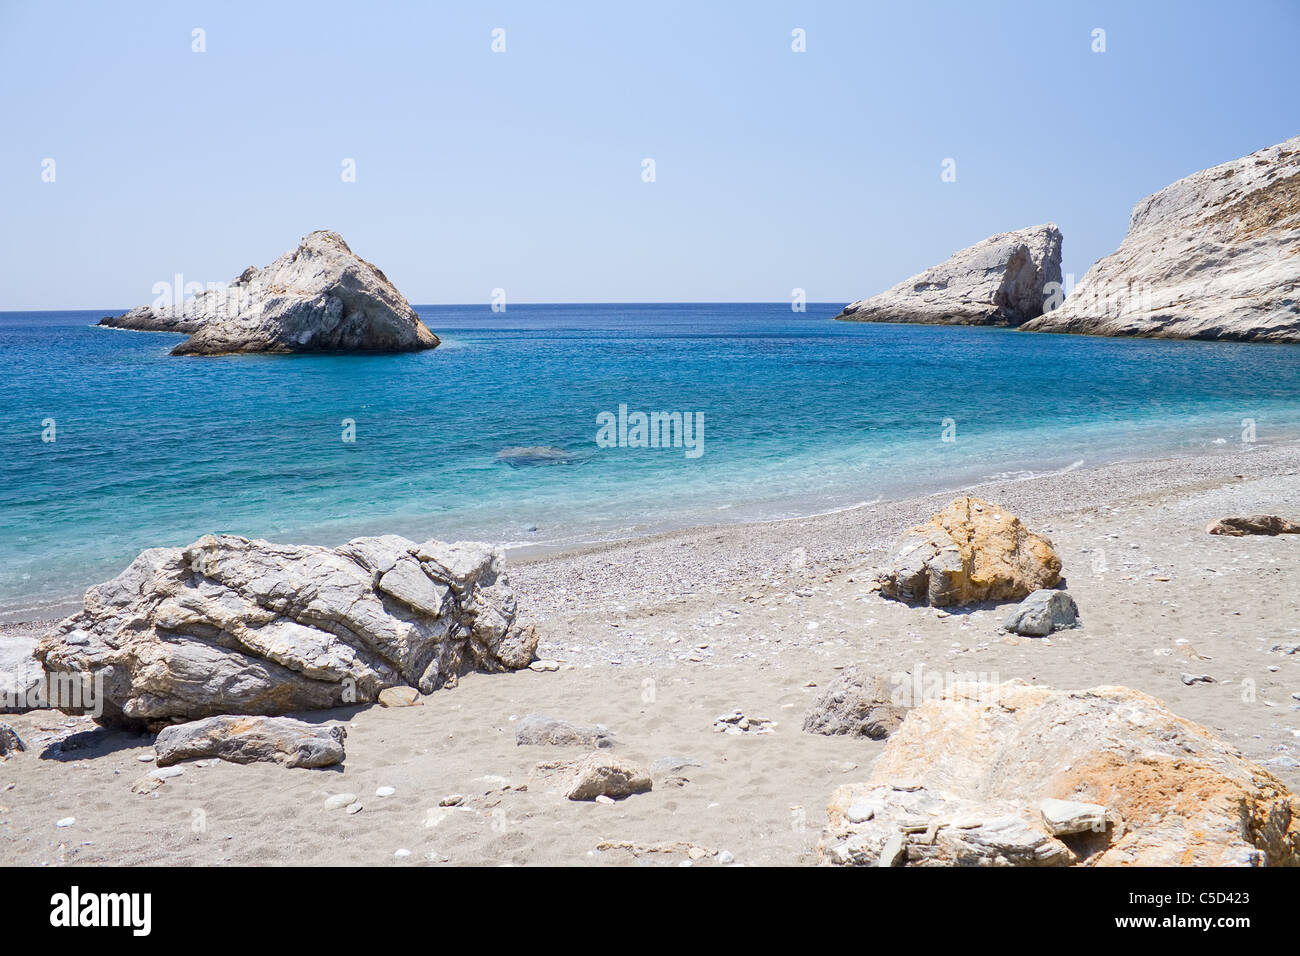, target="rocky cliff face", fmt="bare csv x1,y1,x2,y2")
834,224,1063,326
1022,136,1300,342
100,230,439,355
